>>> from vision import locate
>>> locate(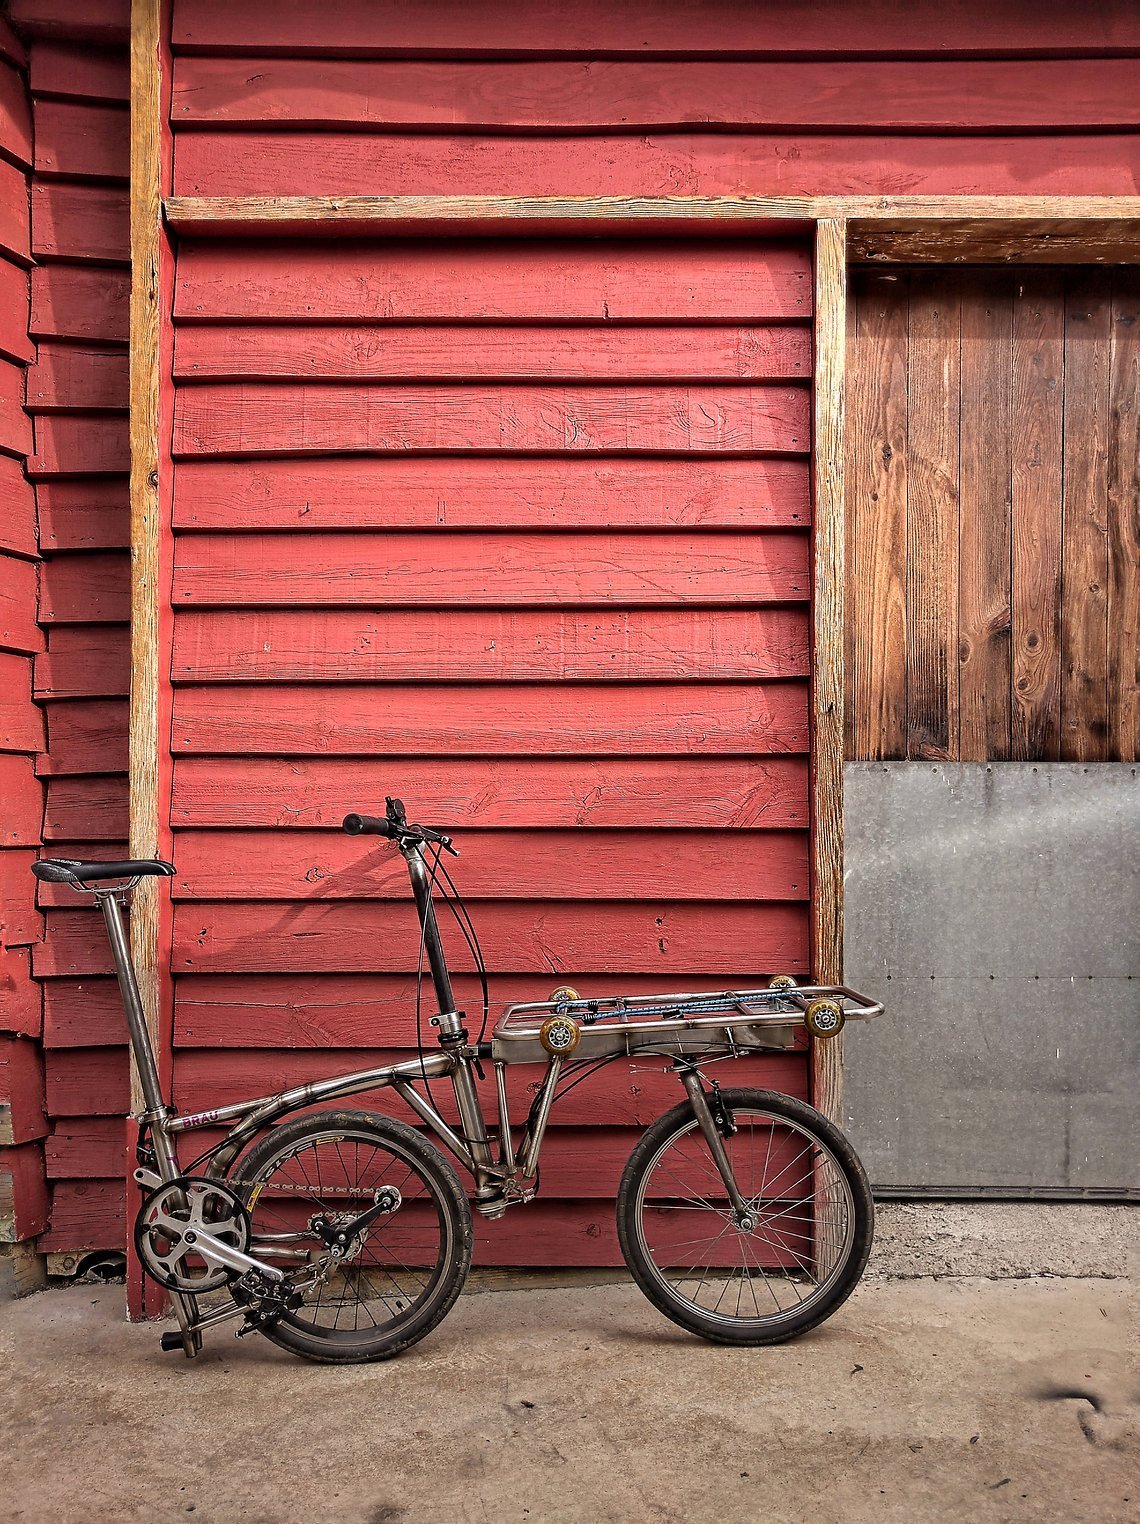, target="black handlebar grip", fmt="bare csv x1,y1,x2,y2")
342,813,396,837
